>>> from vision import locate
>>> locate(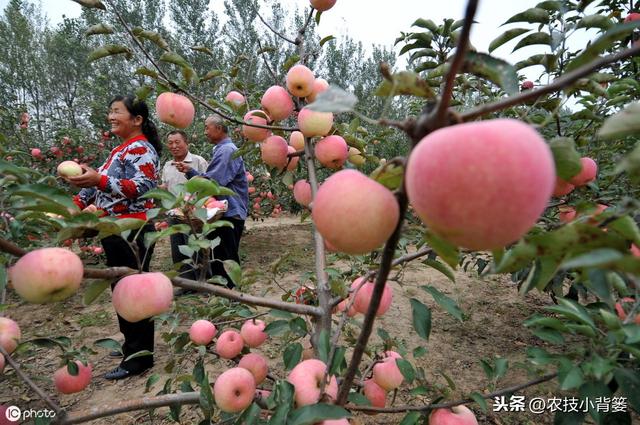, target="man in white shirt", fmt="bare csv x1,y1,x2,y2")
160,130,208,285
